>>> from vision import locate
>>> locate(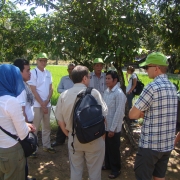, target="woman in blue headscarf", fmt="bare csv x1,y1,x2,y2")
0,64,35,180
